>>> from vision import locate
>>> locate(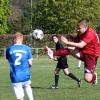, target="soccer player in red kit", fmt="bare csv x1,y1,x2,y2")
46,19,100,85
